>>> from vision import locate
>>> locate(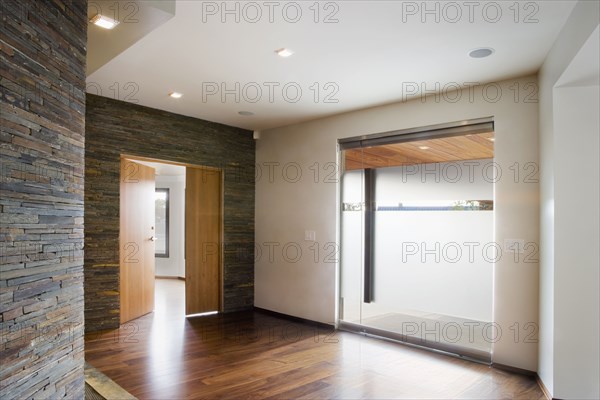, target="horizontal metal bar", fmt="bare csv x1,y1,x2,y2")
338,320,492,364
339,117,494,150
